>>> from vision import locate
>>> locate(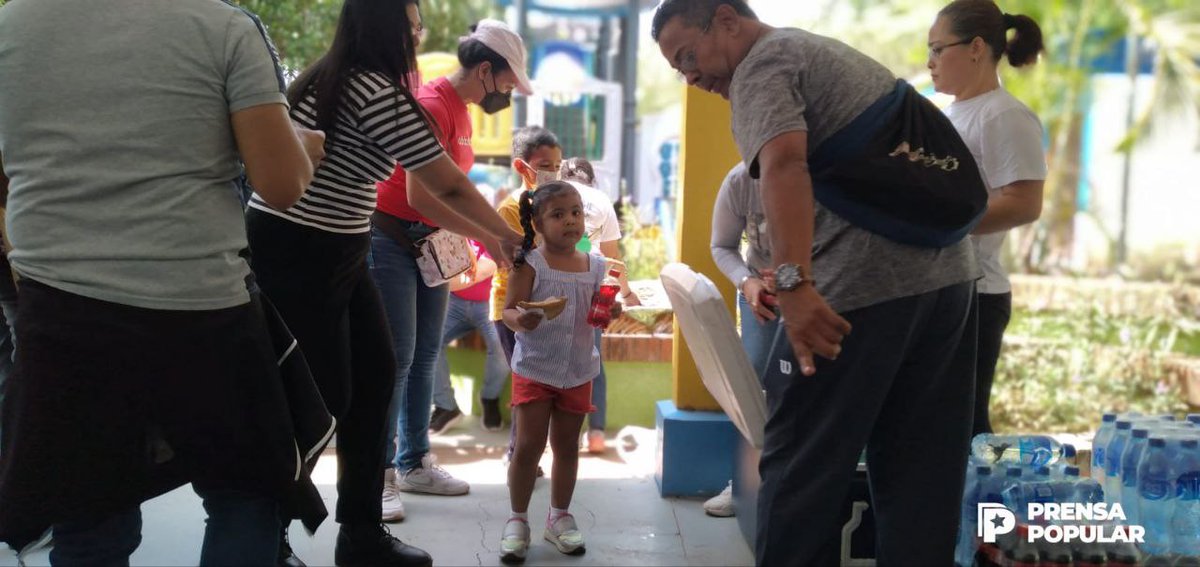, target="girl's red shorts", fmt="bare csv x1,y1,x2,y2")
511,373,595,415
